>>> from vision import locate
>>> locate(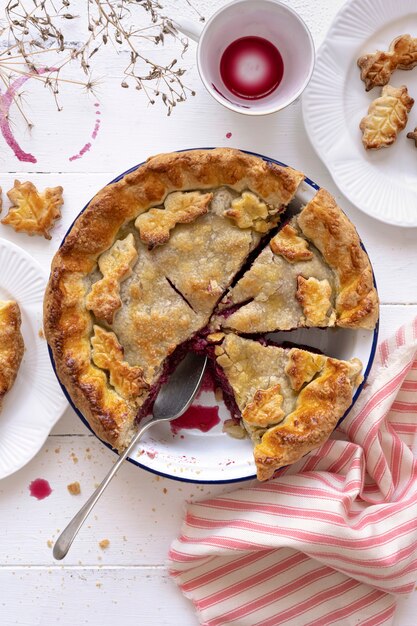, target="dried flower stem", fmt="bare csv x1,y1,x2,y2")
0,0,196,125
